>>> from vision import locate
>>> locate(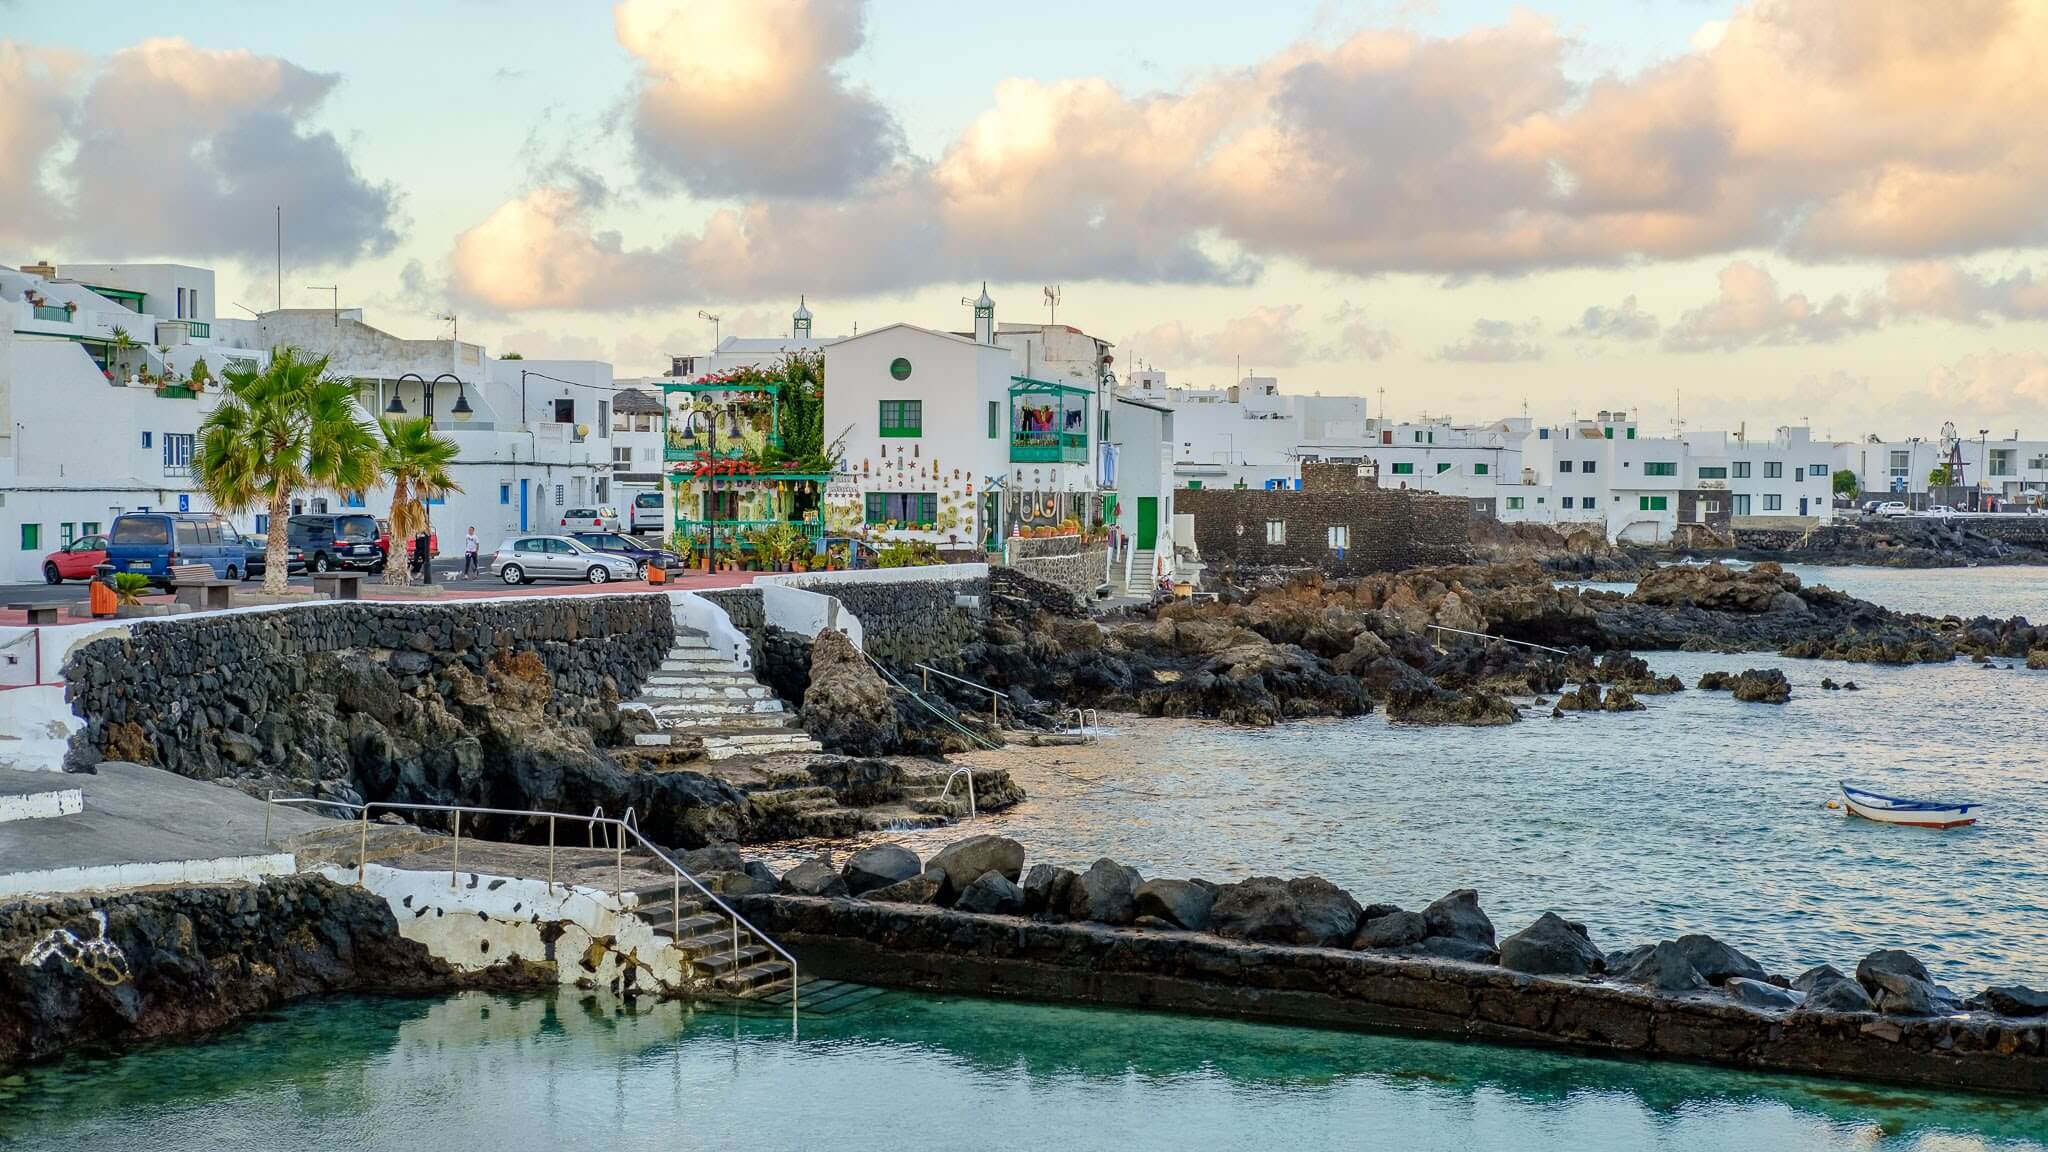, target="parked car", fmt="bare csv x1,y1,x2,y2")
374,517,438,566
628,491,666,535
1921,504,1958,517
243,534,307,580
286,513,384,573
1859,500,1883,515
570,532,680,580
106,512,246,584
1875,501,1911,518
490,535,638,585
560,506,623,532
42,534,108,584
